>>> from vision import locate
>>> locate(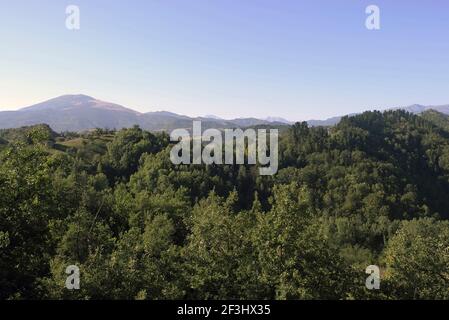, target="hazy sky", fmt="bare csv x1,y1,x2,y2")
1,0,449,120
